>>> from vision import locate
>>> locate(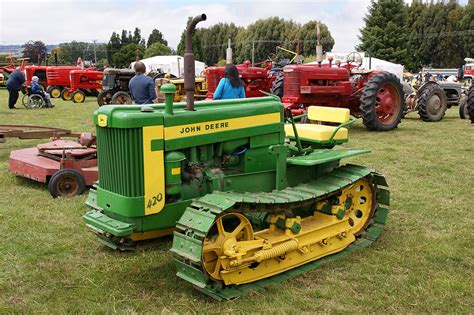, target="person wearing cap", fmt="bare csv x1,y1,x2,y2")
129,61,156,104
30,76,53,107
6,67,25,109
